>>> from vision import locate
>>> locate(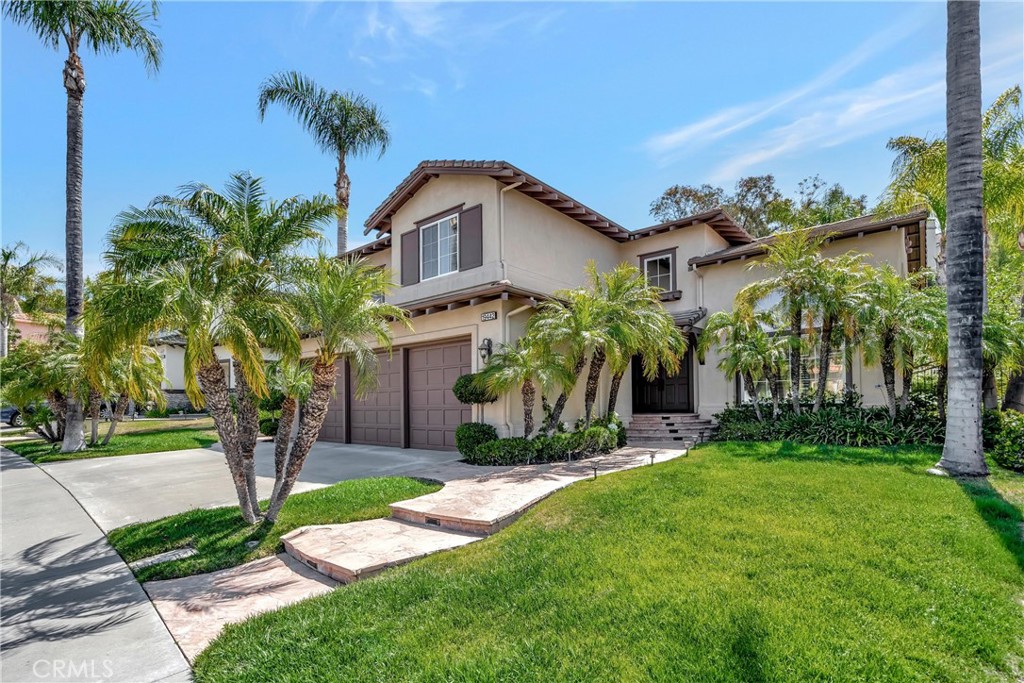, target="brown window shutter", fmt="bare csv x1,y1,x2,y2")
459,204,483,271
401,229,419,286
